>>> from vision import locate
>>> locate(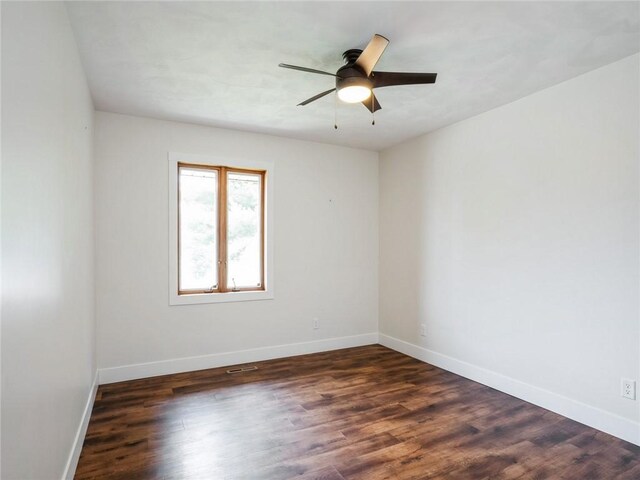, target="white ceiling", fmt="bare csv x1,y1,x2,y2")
66,1,640,151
